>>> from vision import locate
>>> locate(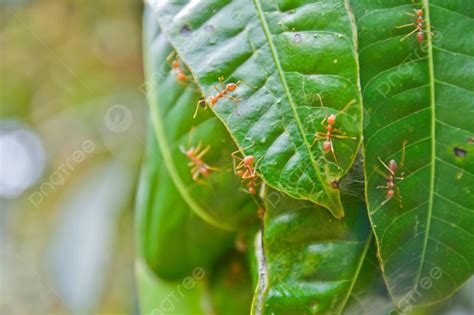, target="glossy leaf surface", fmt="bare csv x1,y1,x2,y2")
351,0,474,307
136,254,253,315
136,261,209,315
138,9,257,279
251,162,373,314
136,125,233,279
143,5,257,231
209,252,254,315
149,0,364,218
